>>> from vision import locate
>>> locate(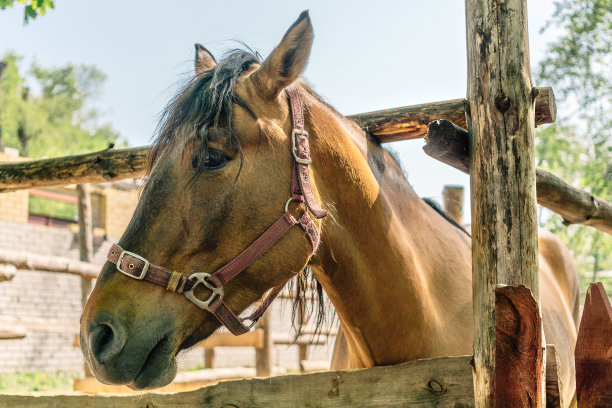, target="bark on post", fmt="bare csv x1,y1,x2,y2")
77,183,94,377
466,0,540,406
